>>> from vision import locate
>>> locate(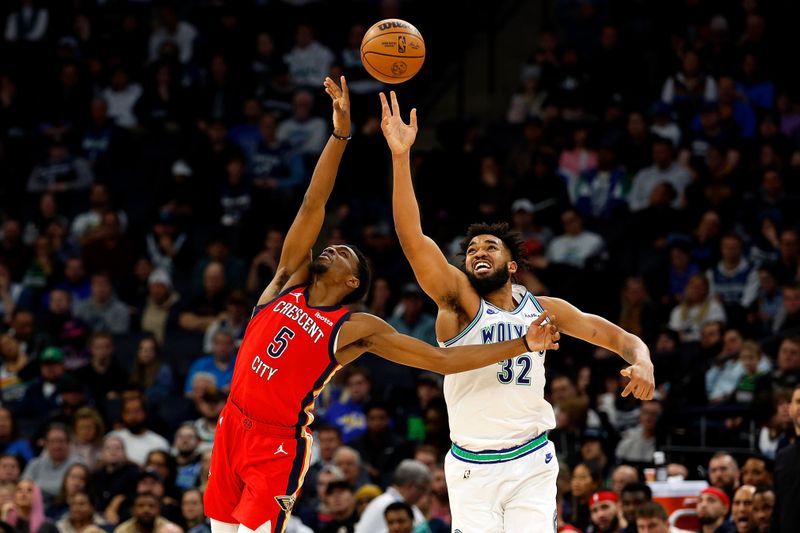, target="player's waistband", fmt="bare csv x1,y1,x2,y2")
225,400,307,439
450,432,548,464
